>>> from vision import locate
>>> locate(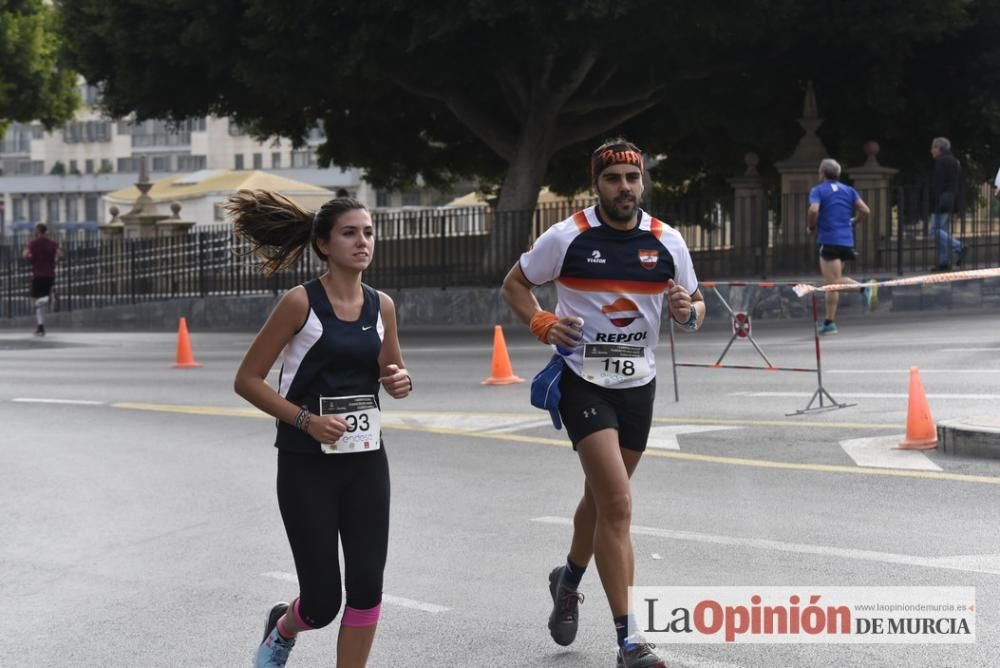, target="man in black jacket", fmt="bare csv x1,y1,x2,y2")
929,137,967,270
